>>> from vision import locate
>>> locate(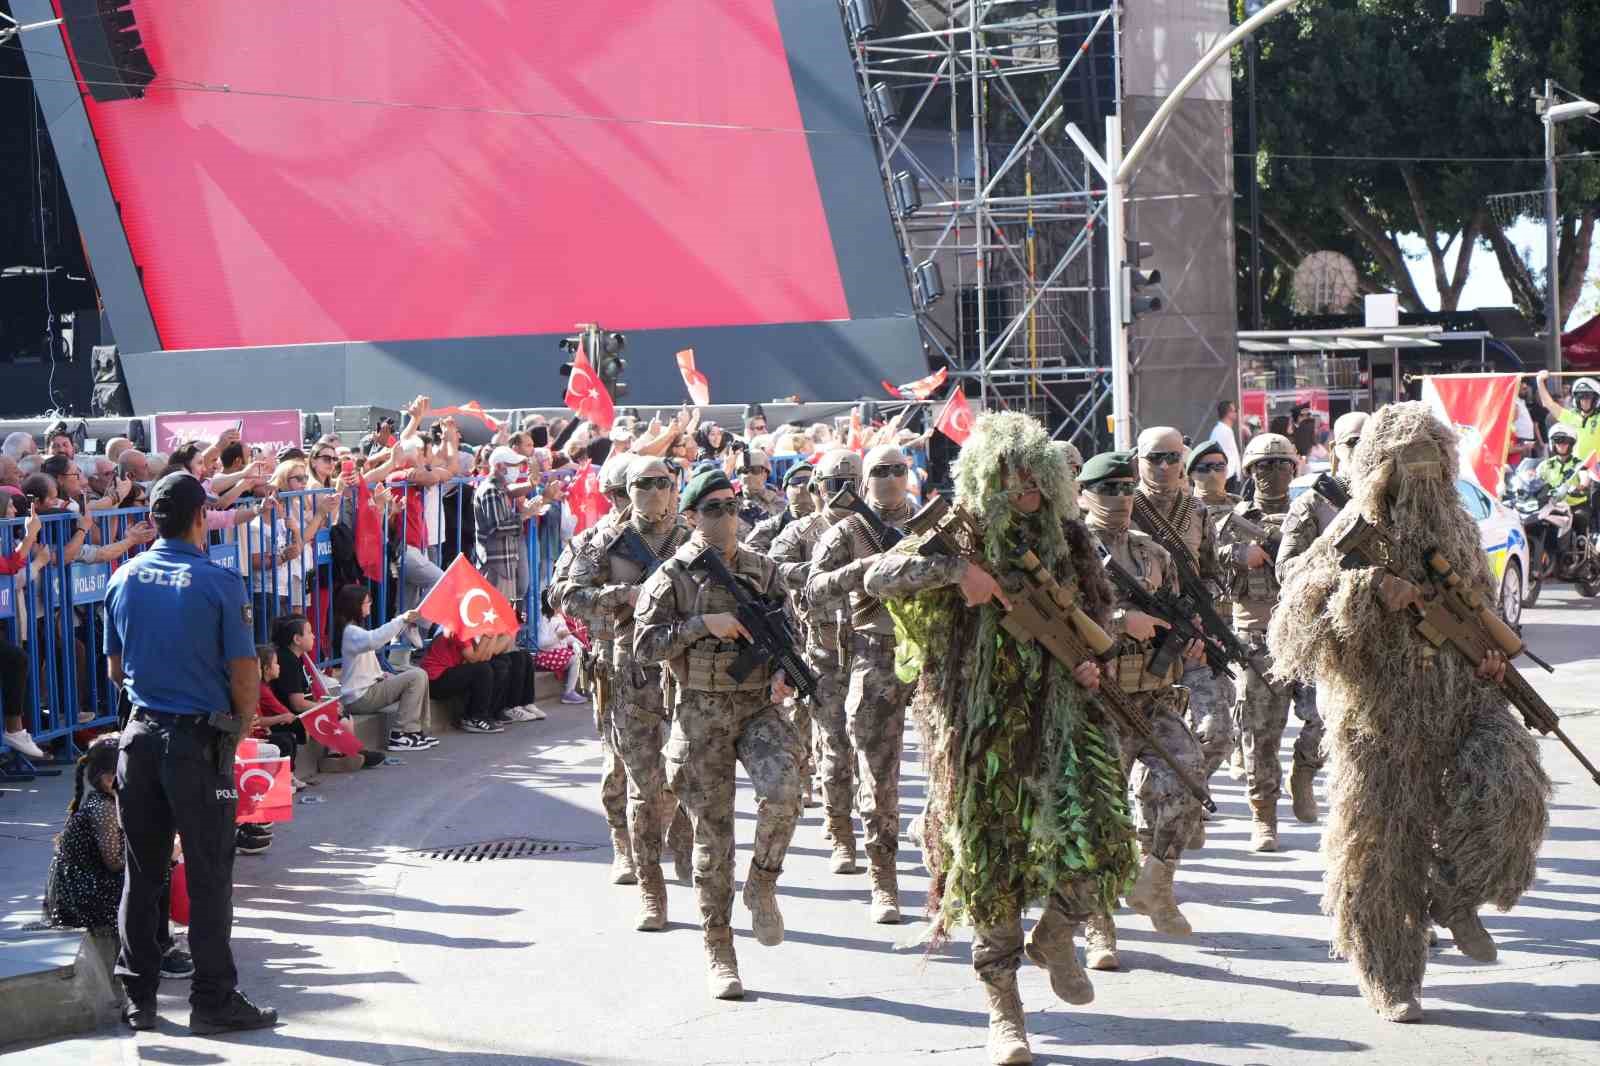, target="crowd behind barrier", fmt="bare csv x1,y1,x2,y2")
0,479,565,770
